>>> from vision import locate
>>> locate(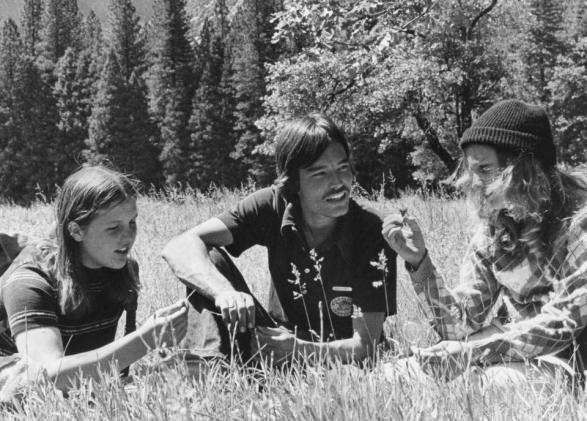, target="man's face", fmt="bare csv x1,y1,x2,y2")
298,142,353,227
